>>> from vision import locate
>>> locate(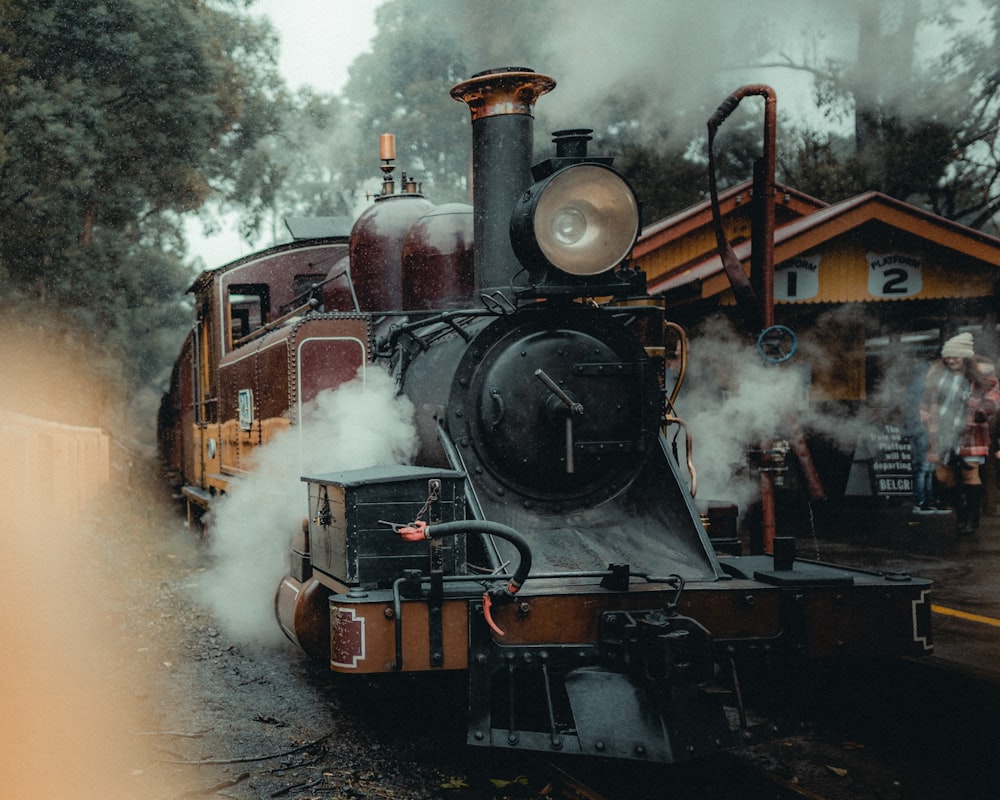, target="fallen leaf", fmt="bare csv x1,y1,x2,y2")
490,775,529,789
826,765,848,778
